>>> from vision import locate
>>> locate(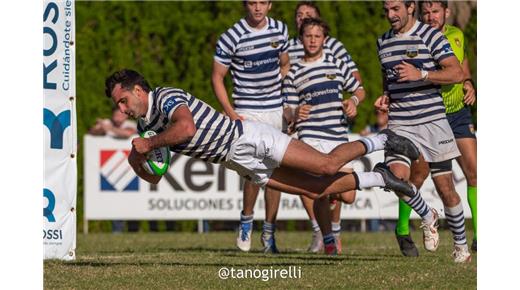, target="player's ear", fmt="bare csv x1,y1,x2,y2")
445,8,451,19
